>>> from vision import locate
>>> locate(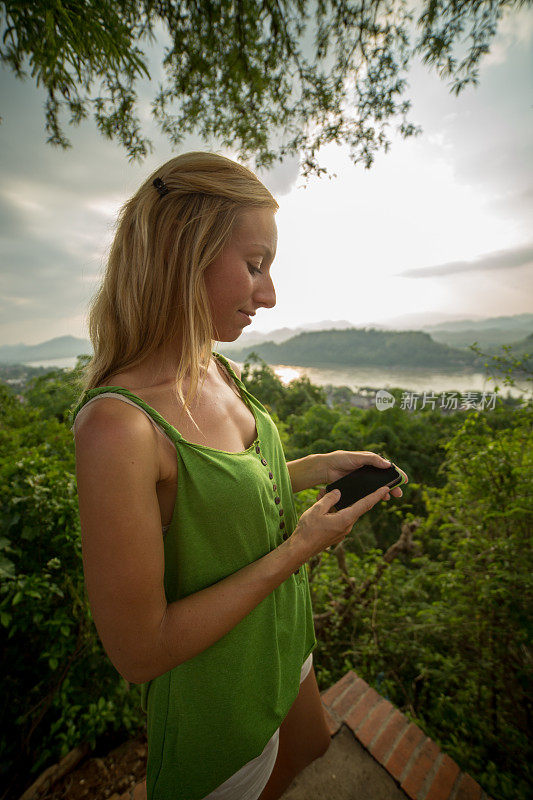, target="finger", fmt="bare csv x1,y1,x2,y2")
350,452,392,469
390,487,403,497
366,453,392,468
316,488,342,514
337,483,390,524
316,487,326,501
